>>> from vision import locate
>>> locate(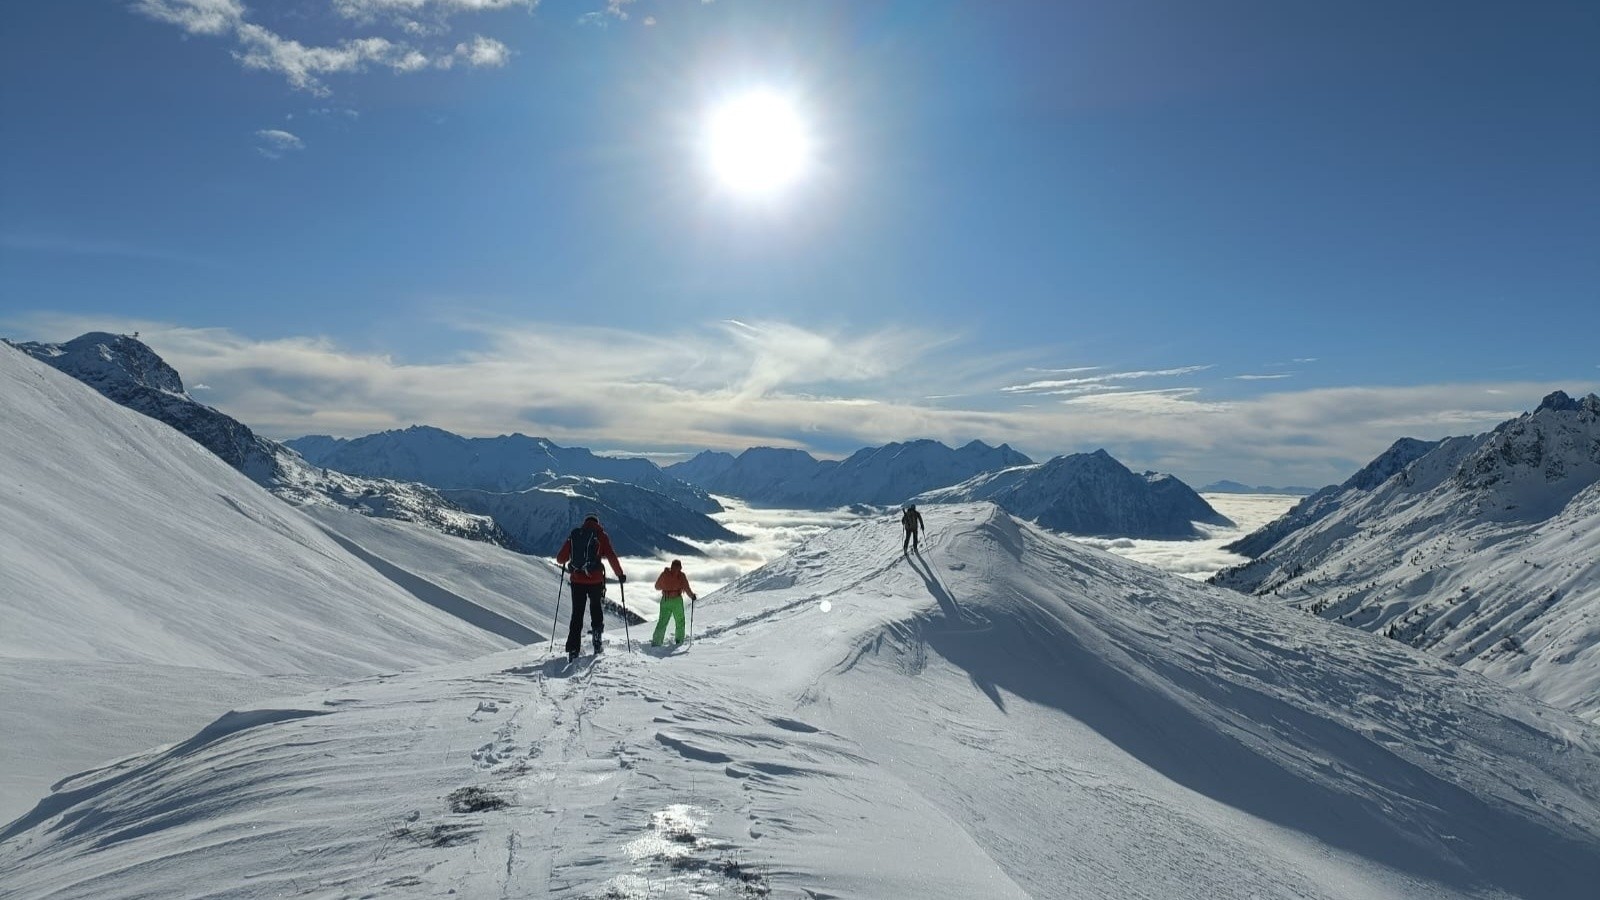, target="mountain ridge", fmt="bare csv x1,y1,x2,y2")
10,333,511,547
915,449,1230,538
1212,391,1600,720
